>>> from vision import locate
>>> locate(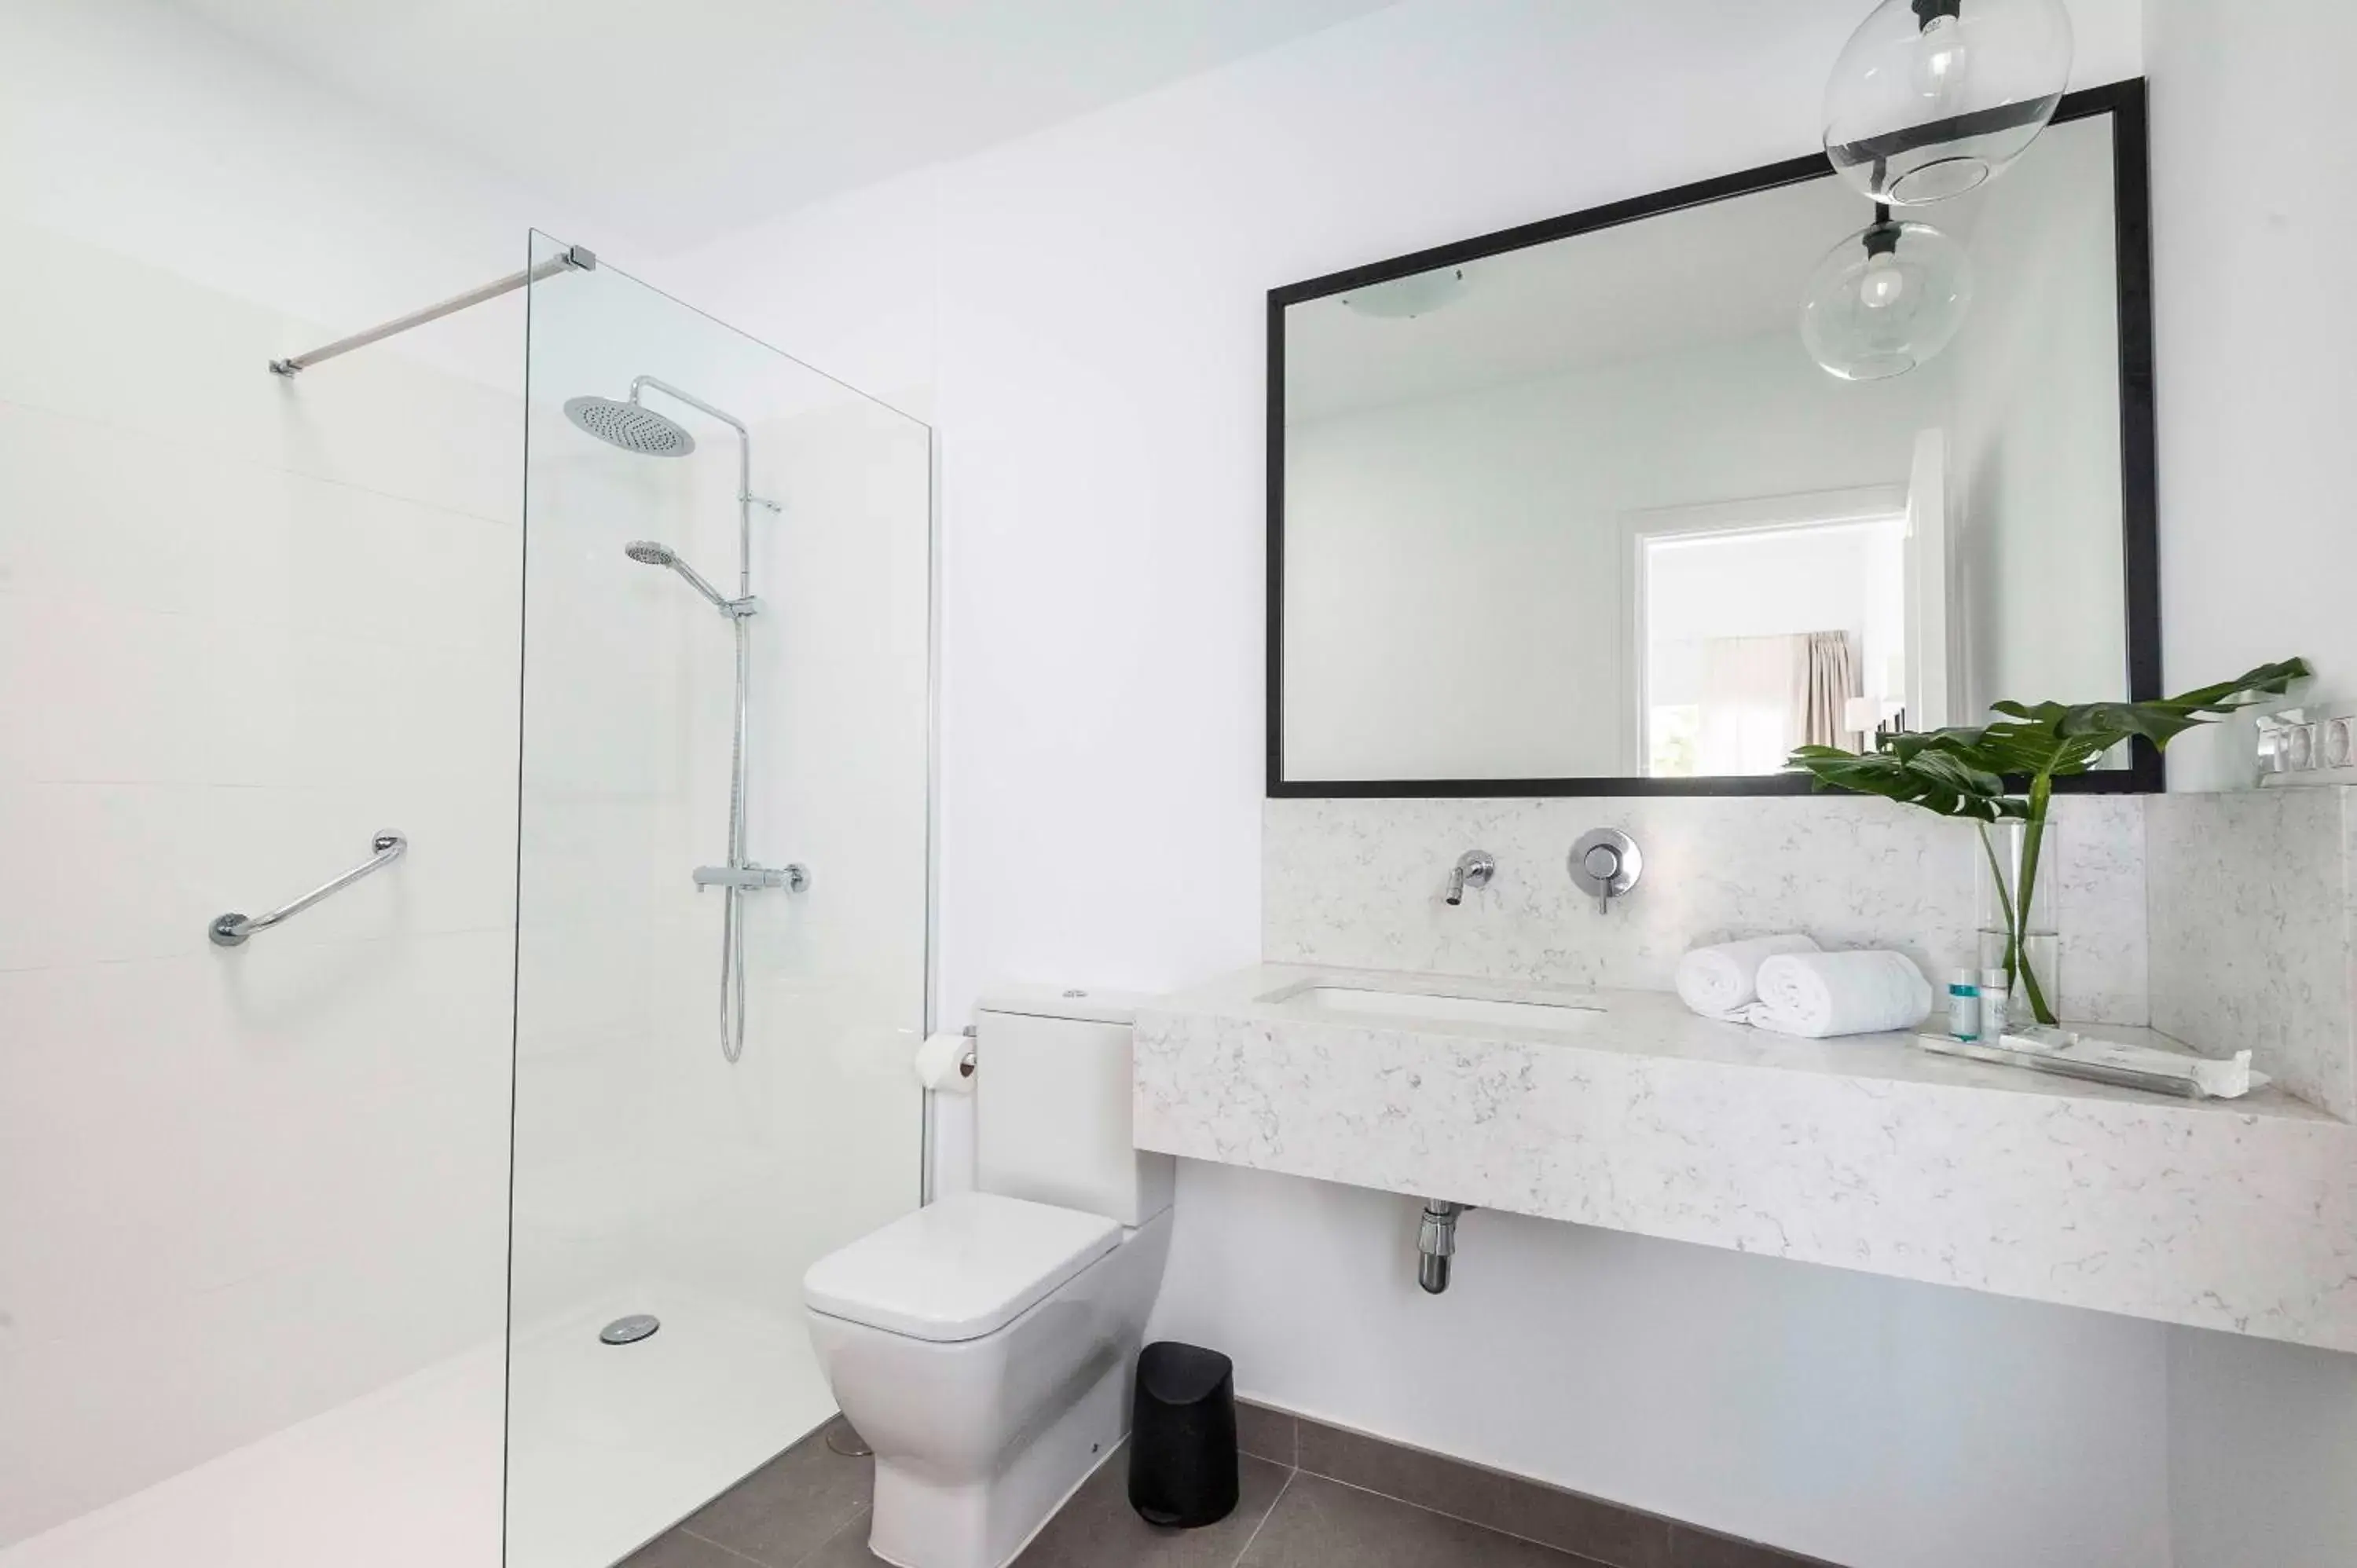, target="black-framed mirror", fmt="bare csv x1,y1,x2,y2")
1266,79,2157,798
